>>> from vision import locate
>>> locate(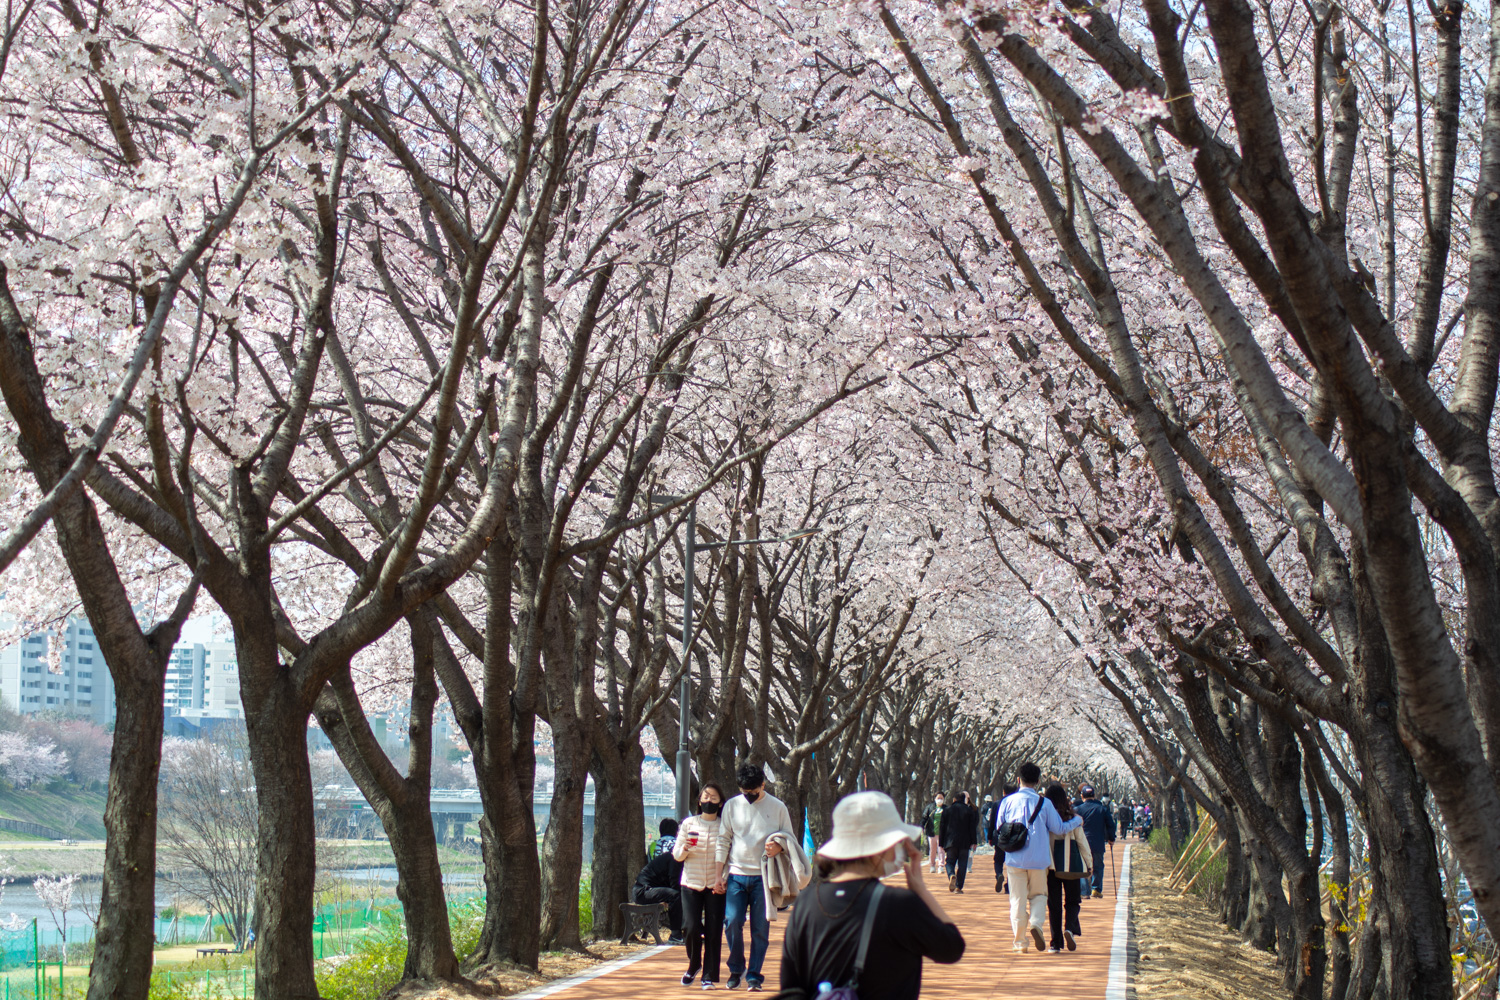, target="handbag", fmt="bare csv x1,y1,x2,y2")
1053,833,1088,878
810,883,886,1000
995,794,1046,854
